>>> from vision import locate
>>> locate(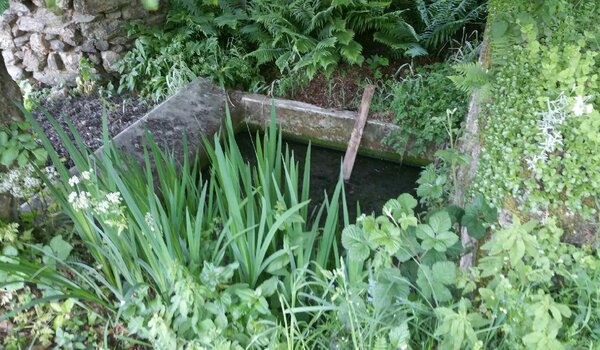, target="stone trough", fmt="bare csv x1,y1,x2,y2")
104,78,434,168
